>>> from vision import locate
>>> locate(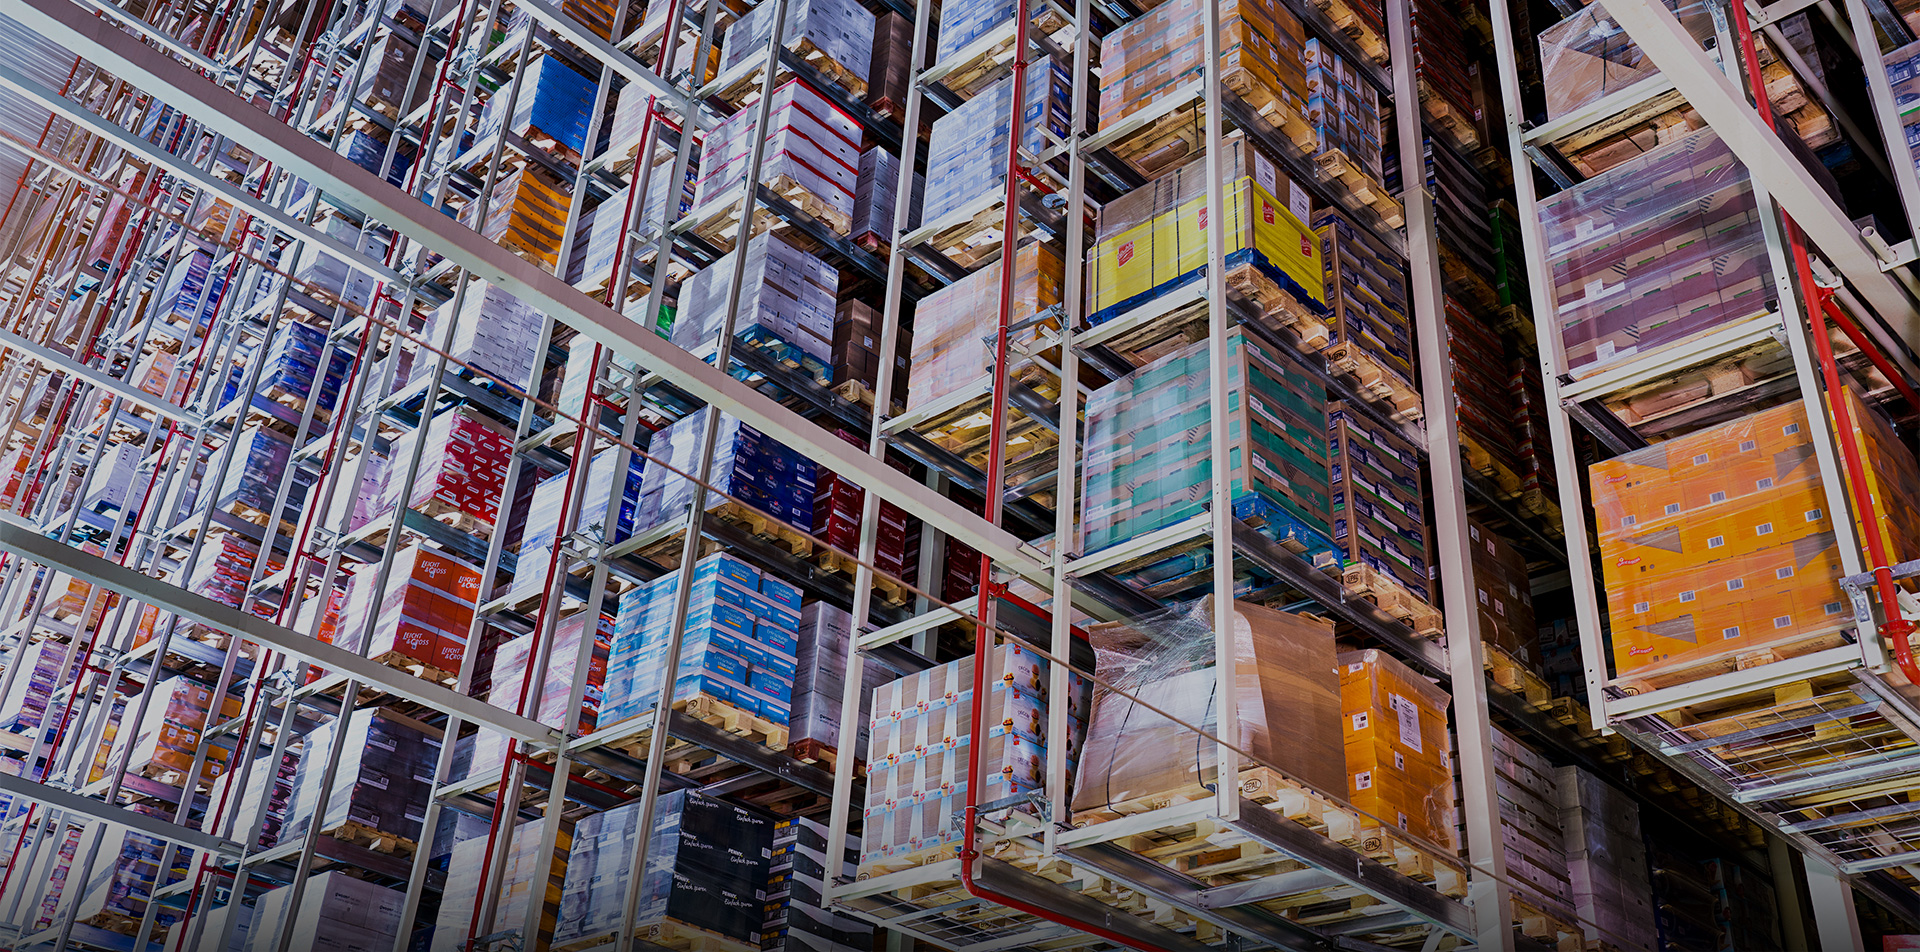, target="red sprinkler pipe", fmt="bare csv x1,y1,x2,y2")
1725,0,1920,685
954,2,1172,948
